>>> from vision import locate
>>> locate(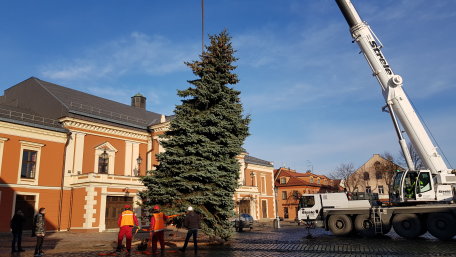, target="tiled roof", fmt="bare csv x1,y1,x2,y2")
245,155,273,167
1,77,169,130
0,104,66,132
33,78,164,127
